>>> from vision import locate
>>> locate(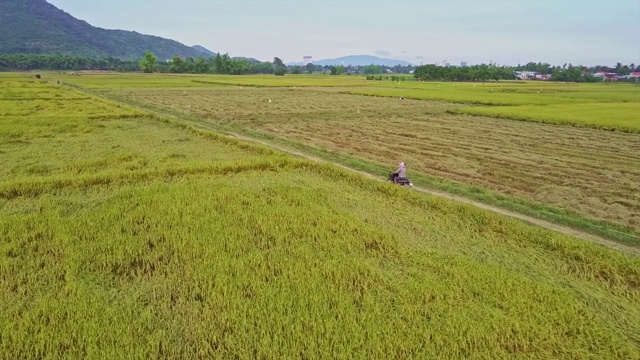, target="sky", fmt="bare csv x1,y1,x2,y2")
47,0,640,66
